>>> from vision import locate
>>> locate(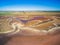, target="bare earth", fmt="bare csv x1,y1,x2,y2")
0,15,60,45
3,32,60,45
